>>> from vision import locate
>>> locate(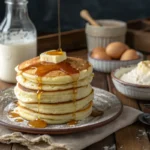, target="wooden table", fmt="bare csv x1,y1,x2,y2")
0,49,150,150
